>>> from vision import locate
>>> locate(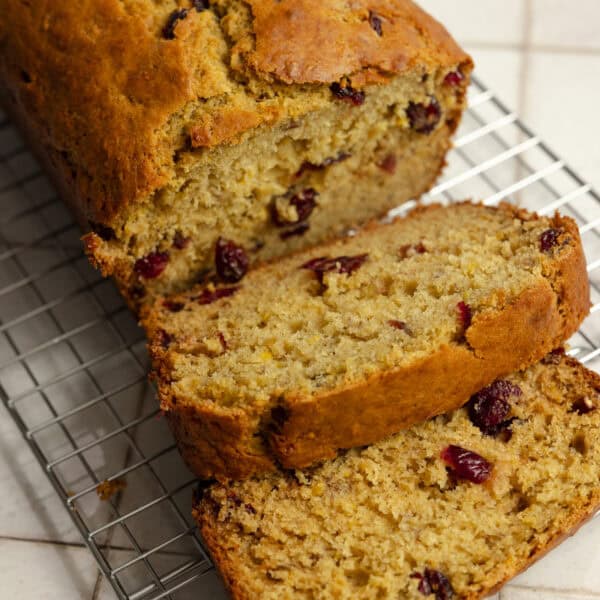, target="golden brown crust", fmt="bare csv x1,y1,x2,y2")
241,0,470,84
195,505,254,600
161,388,277,480
0,0,470,226
145,202,590,481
